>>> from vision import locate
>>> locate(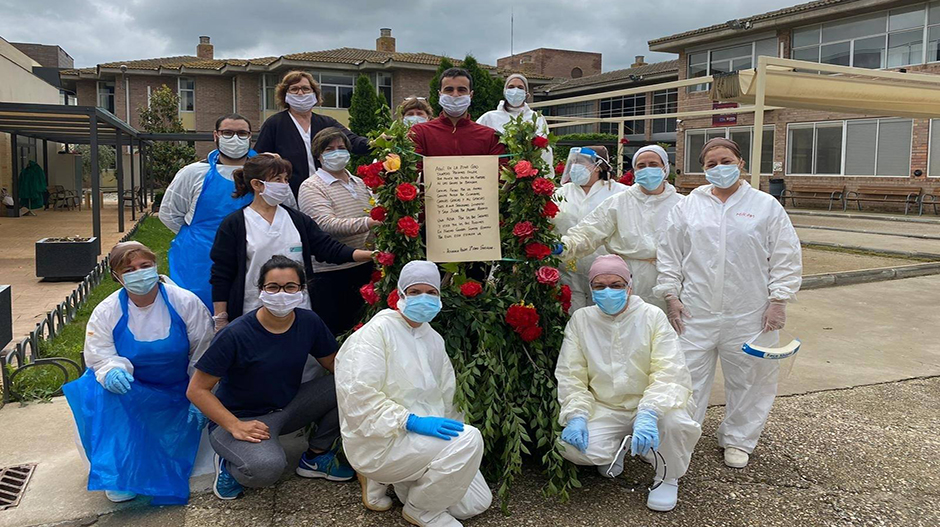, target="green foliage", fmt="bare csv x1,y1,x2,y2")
74,145,116,185
553,133,619,165
349,75,383,137
428,57,456,115
460,55,503,120
138,85,196,188
9,216,175,402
